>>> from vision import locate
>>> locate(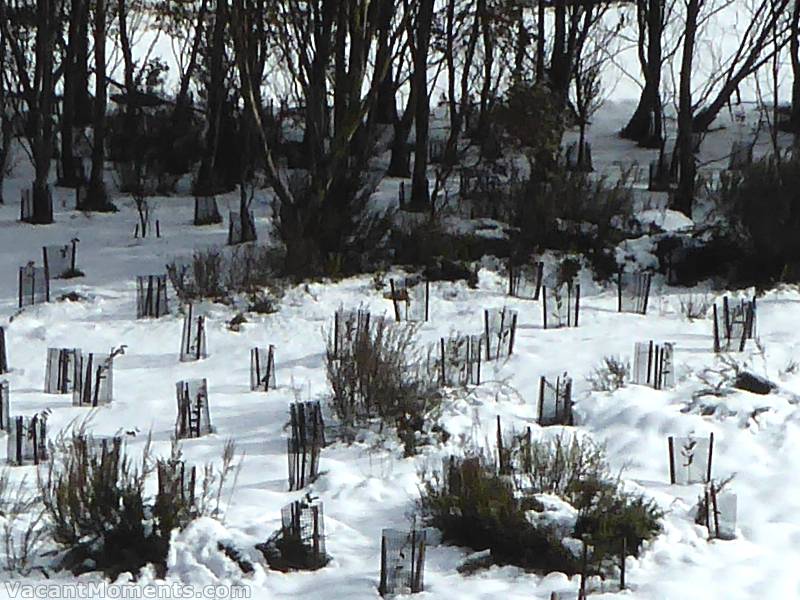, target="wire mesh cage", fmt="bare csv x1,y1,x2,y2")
668,434,714,485
194,196,222,225
288,401,325,491
508,260,544,300
72,352,115,407
180,304,208,361
332,308,372,359
0,326,7,375
136,275,169,318
713,296,756,353
542,283,580,329
157,459,197,506
175,379,213,439
0,380,9,431
632,341,675,389
537,374,573,426
7,414,48,466
438,334,482,387
250,346,276,391
617,271,652,315
379,527,427,597
484,308,517,360
44,348,81,394
42,241,79,279
388,278,430,322
18,264,50,308
703,485,737,540
278,498,328,568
